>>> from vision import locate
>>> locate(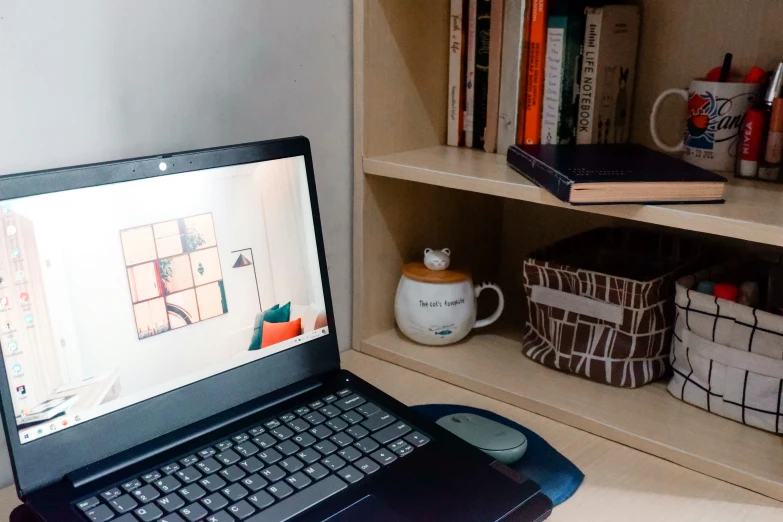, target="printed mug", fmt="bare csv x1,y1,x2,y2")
650,80,761,171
